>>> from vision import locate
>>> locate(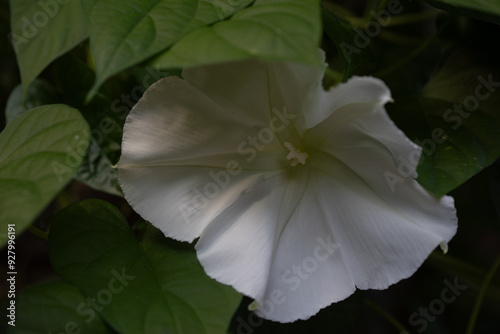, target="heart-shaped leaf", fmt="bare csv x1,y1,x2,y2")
49,199,241,334
86,0,251,100
152,0,323,69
